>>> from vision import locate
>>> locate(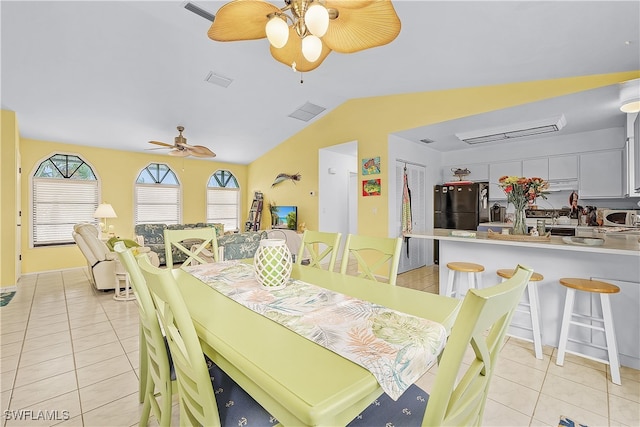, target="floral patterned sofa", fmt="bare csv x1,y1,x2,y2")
134,223,224,266
217,231,267,261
